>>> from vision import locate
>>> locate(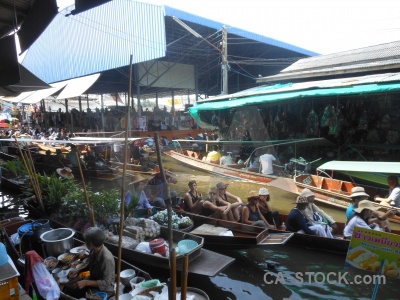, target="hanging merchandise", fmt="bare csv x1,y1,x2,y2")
306,108,319,136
